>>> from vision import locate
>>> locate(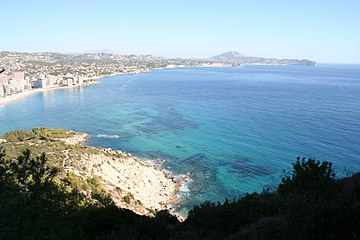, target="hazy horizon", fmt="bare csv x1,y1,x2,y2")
1,0,359,64
1,50,359,64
